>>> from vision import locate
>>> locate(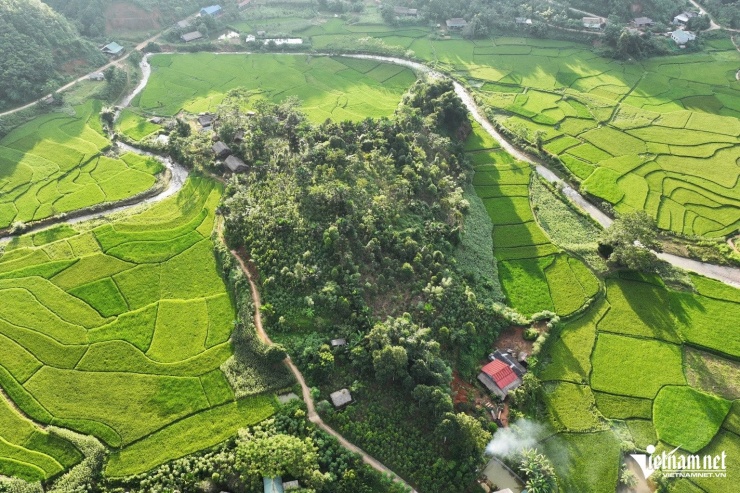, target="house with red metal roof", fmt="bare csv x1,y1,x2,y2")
477,351,525,399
